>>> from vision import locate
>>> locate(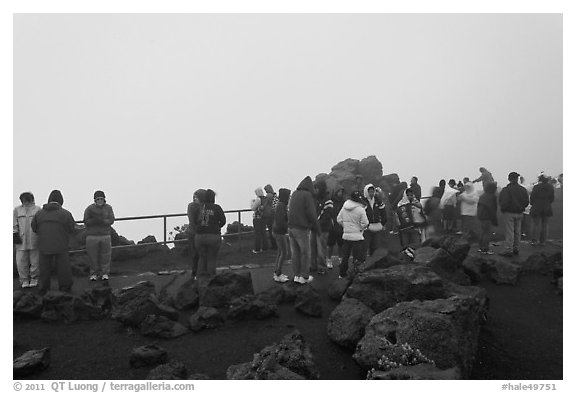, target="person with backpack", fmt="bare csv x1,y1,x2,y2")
250,187,267,253
195,189,226,278
262,184,279,250
272,188,291,283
